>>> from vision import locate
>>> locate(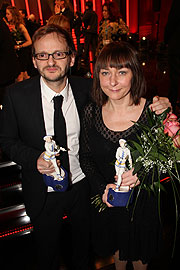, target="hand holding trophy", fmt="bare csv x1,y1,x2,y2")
107,139,133,206
42,135,69,192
